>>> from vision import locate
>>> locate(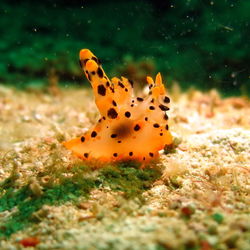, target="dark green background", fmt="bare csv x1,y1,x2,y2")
0,0,249,96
